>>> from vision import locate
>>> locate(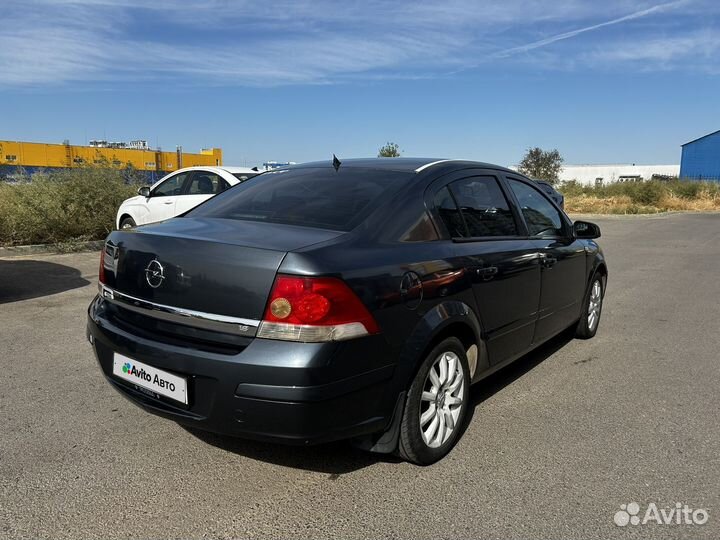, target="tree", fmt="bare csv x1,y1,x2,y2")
378,142,401,158
517,147,564,185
